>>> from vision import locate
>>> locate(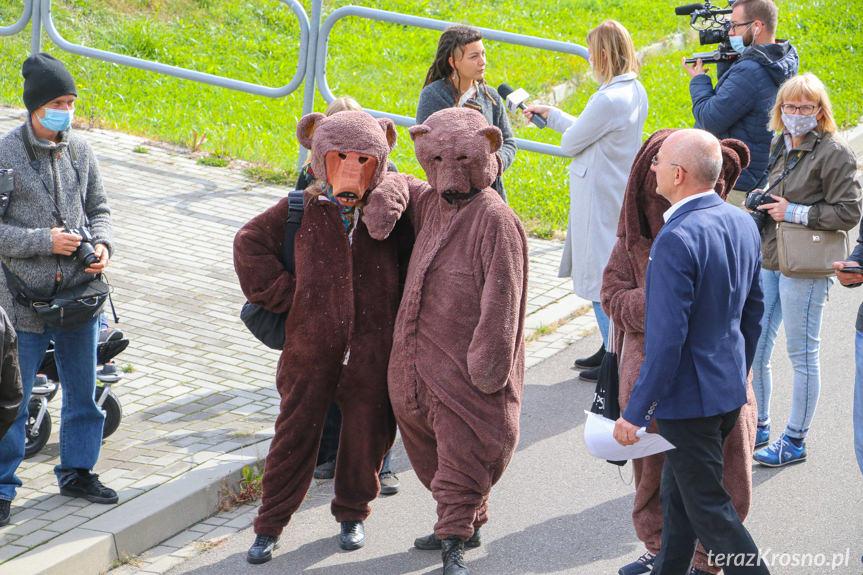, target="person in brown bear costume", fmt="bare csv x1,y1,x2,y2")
601,129,759,575
364,107,528,575
233,110,405,564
